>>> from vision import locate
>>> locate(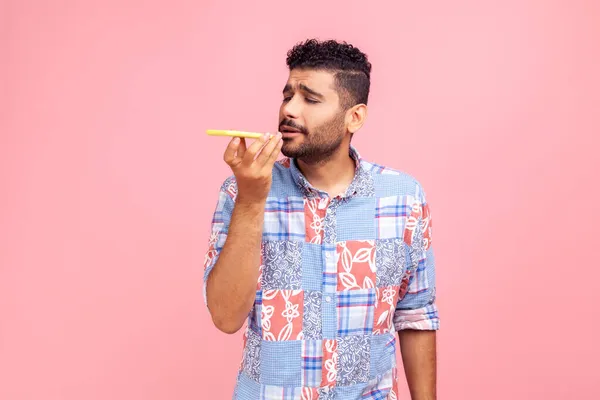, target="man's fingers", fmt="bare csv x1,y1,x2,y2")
257,133,282,166
242,133,270,166
223,137,242,166
237,137,247,159
265,136,284,166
